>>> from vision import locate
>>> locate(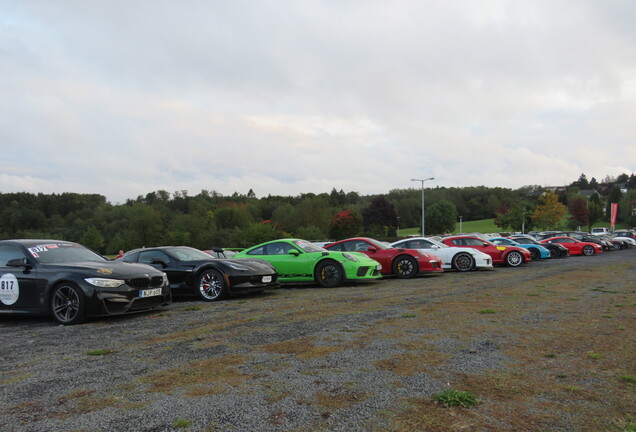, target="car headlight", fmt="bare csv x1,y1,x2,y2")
417,250,431,258
224,262,249,271
162,273,169,285
85,278,125,288
342,253,359,262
